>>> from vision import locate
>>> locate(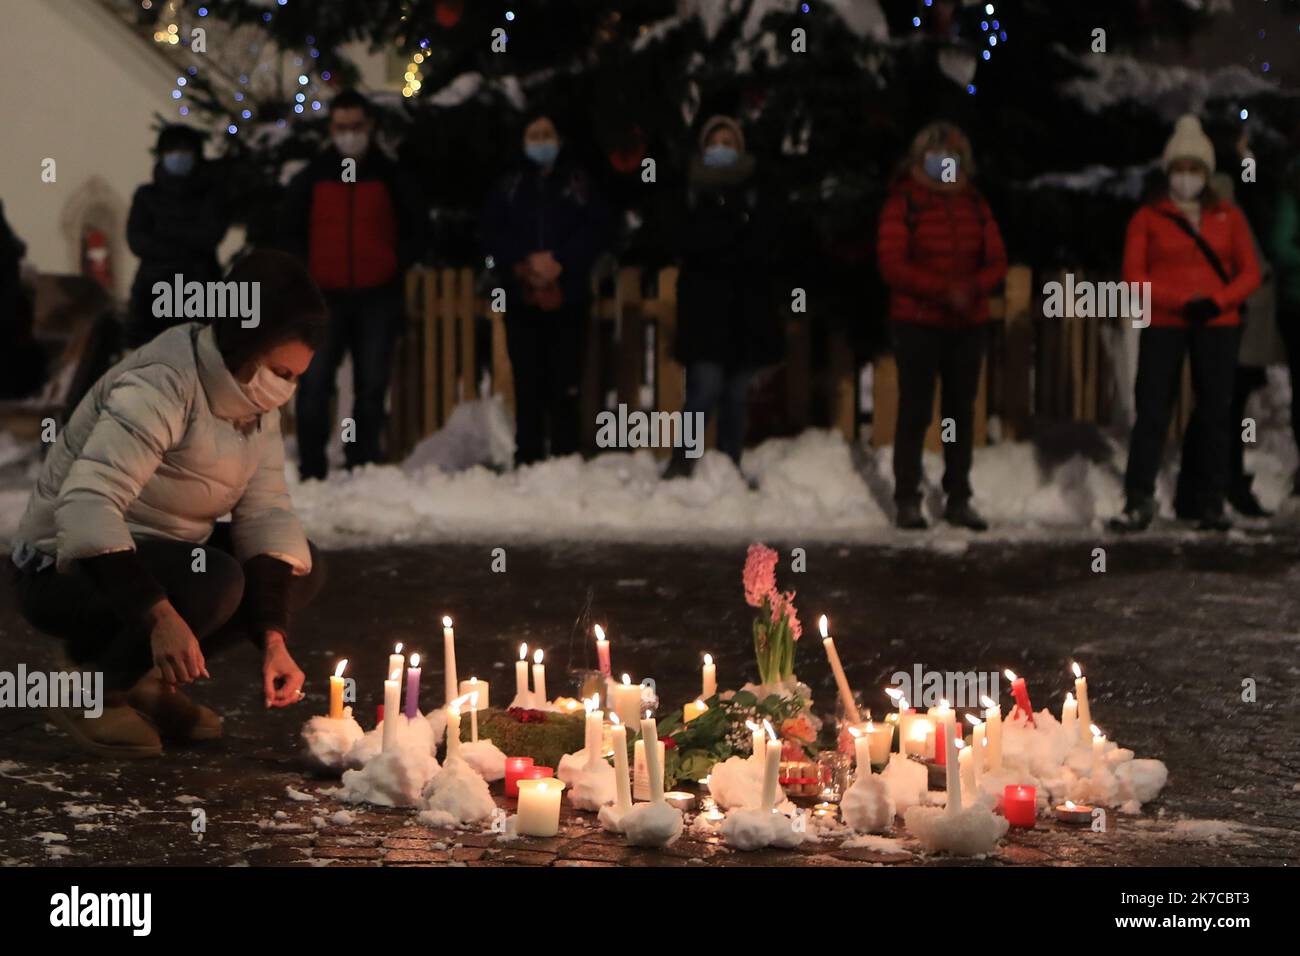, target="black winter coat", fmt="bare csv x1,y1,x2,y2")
673,161,783,369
